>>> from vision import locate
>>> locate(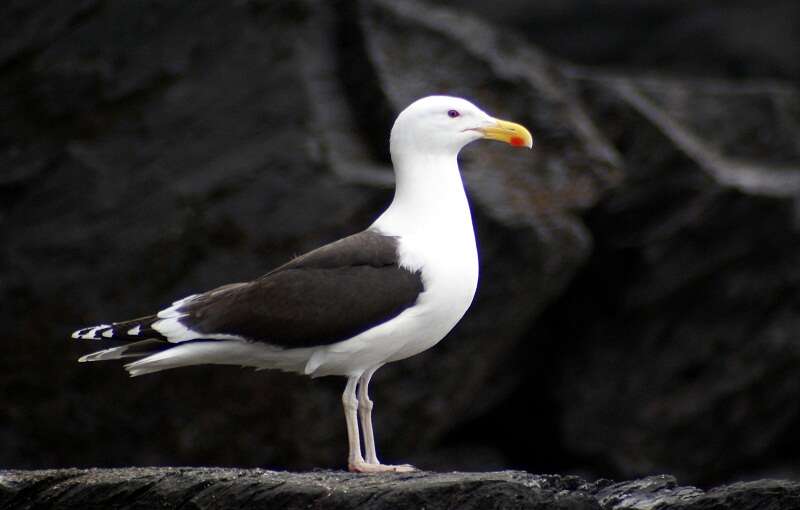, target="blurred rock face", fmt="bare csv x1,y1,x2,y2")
539,76,800,483
1,0,798,485
453,0,800,82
